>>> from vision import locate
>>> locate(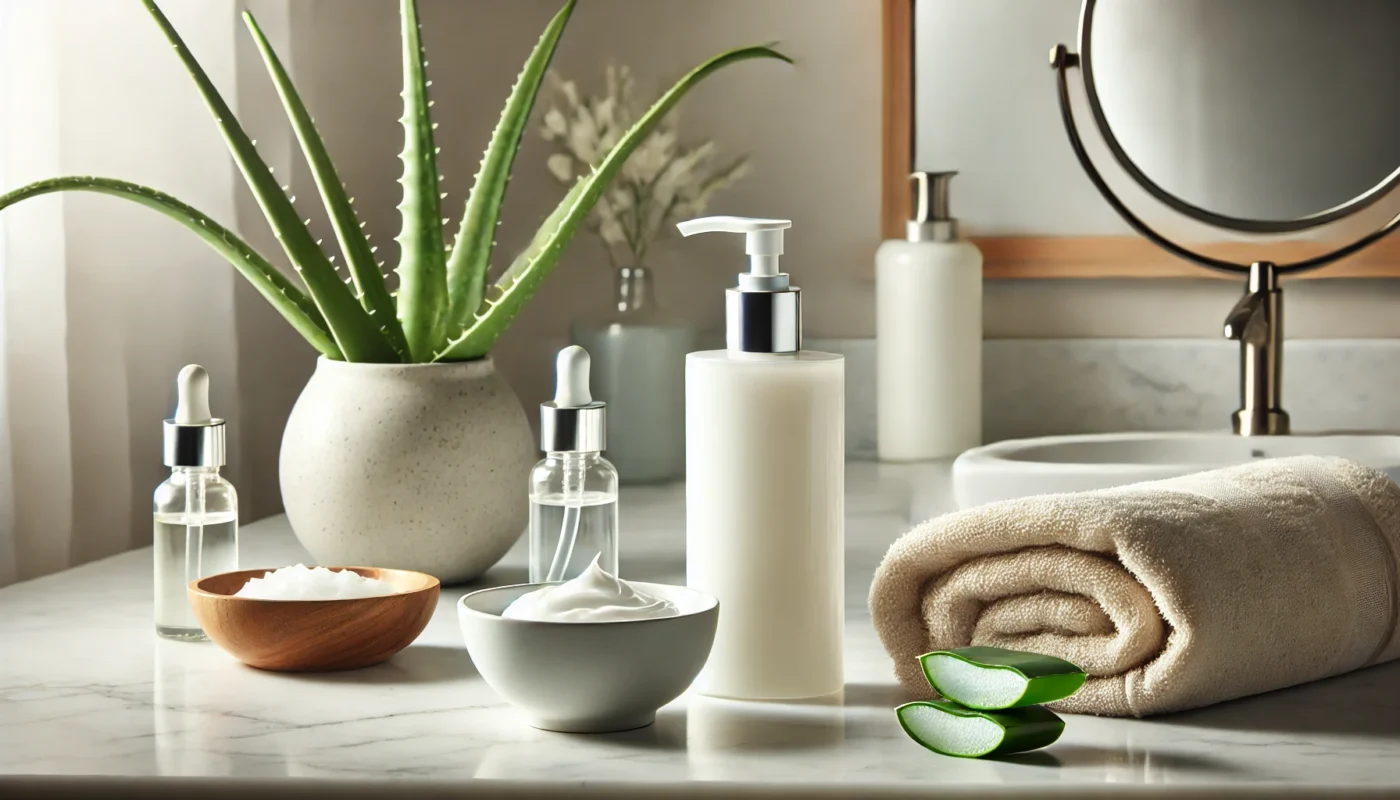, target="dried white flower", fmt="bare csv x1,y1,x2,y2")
568,106,598,164
608,186,633,211
546,153,573,183
538,64,750,268
605,64,622,101
598,218,627,247
594,96,617,132
542,108,568,140
558,79,580,108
